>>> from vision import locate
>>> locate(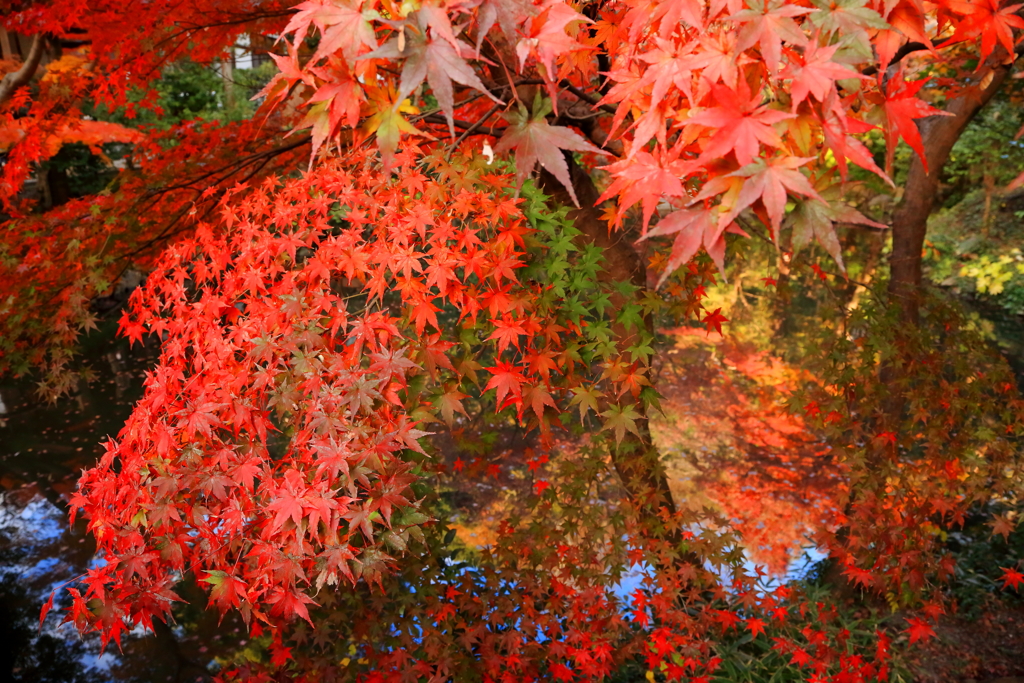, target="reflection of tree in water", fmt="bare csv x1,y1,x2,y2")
0,483,255,683
653,330,844,573
1,560,104,683
0,333,251,683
